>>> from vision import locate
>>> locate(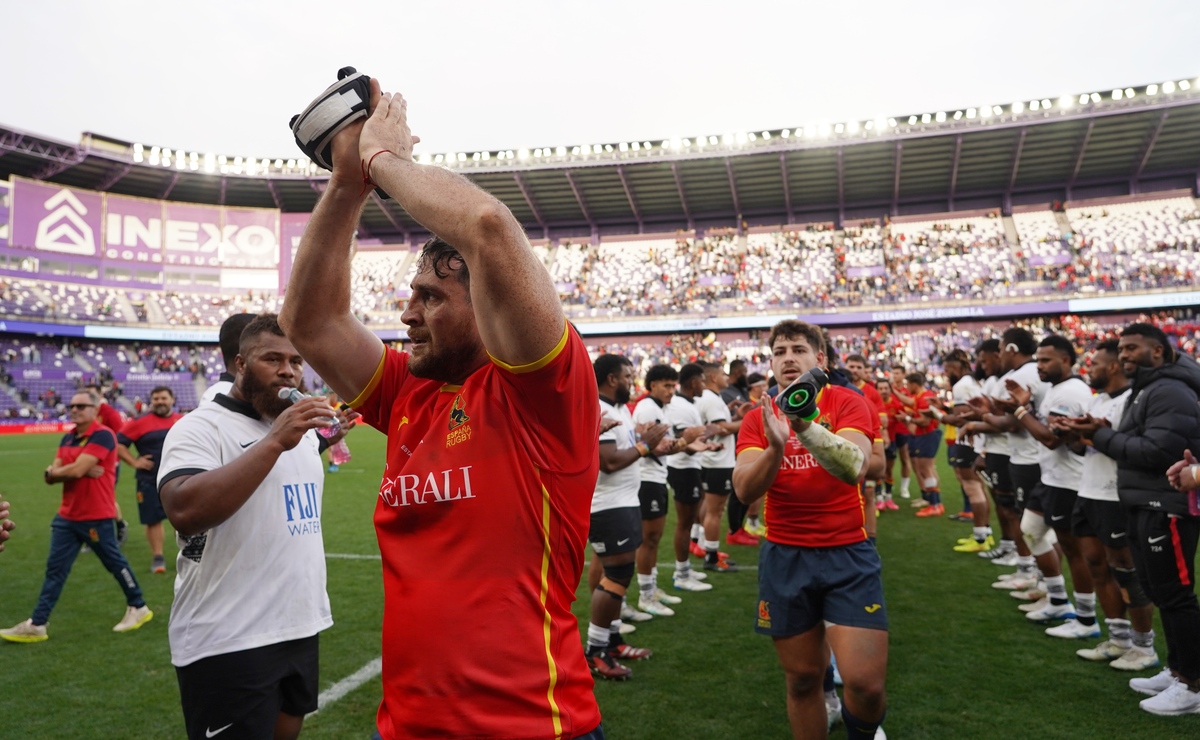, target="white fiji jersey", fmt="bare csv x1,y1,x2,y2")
664,394,704,470
593,398,640,513
953,376,985,454
1078,389,1129,502
632,397,669,484
979,375,1011,456
157,394,332,667
199,377,233,405
1004,362,1050,465
1036,377,1092,489
695,389,735,469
